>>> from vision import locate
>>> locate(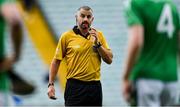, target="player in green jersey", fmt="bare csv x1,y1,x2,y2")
0,0,23,106
123,0,180,106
